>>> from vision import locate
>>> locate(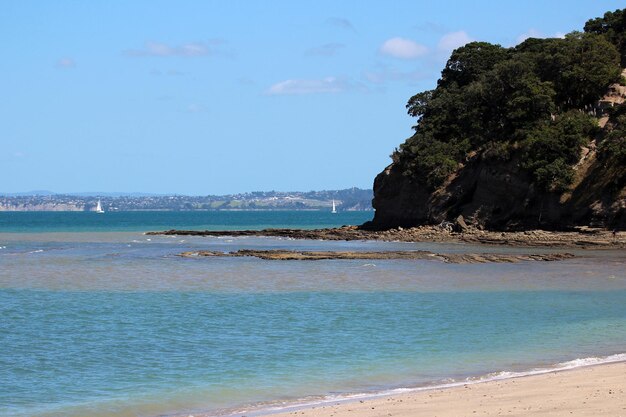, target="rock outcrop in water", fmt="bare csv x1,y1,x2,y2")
148,226,624,249
366,9,626,231
179,249,575,264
